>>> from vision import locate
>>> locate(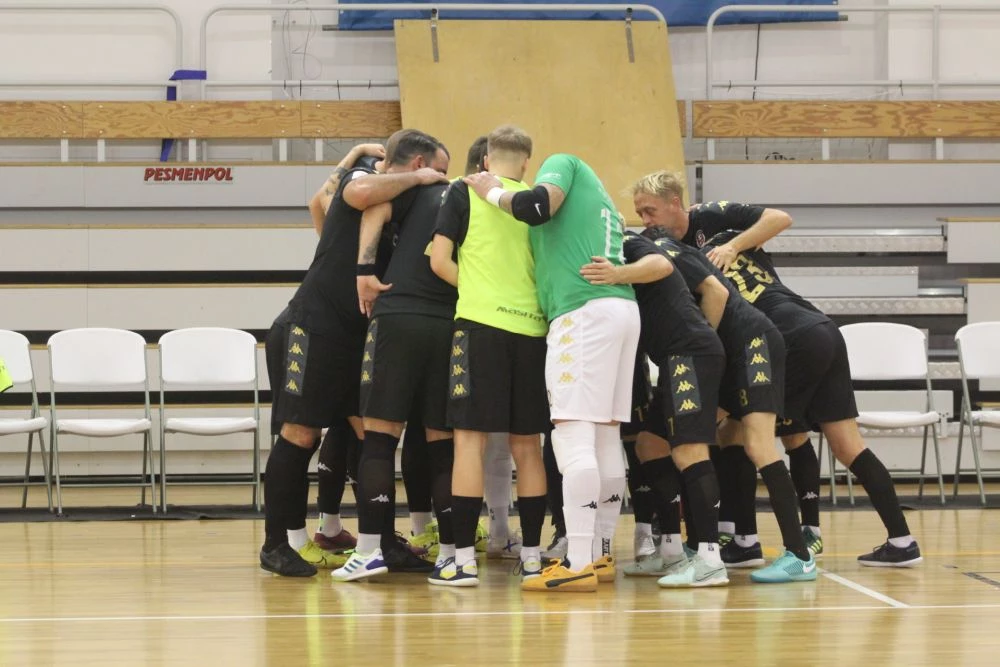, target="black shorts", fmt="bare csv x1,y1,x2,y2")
360,313,452,431
718,326,786,419
622,354,653,439
265,321,363,435
780,320,859,430
643,353,725,447
447,320,550,435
